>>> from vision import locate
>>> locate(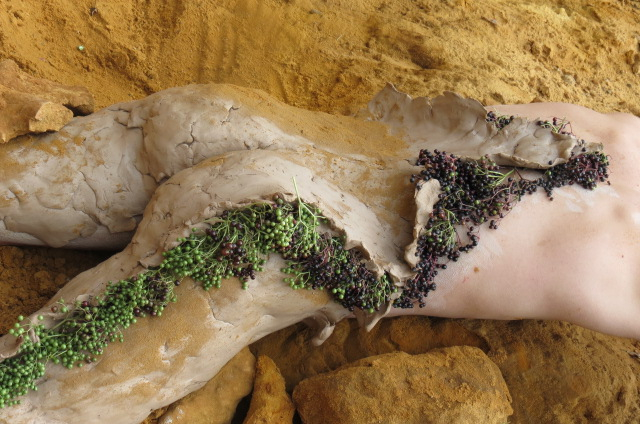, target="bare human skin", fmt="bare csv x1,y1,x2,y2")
0,85,638,423
387,103,640,341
